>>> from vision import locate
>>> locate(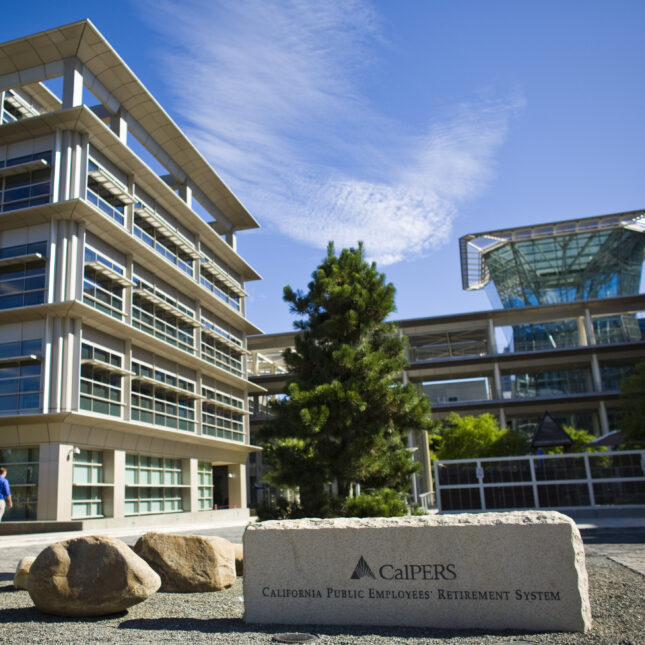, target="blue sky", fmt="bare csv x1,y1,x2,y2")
3,1,644,332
